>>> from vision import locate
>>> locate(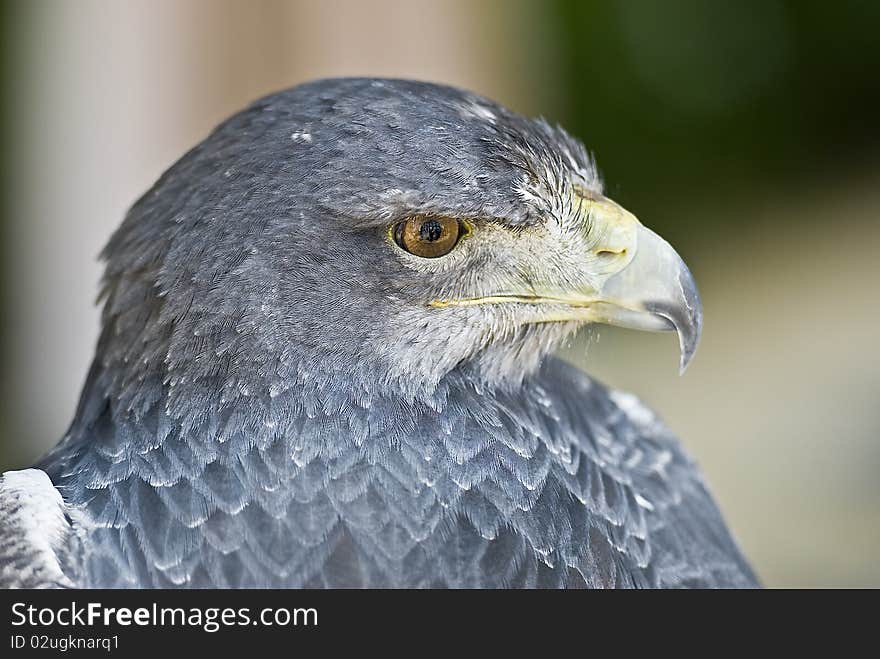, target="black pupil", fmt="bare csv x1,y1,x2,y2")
419,219,444,242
